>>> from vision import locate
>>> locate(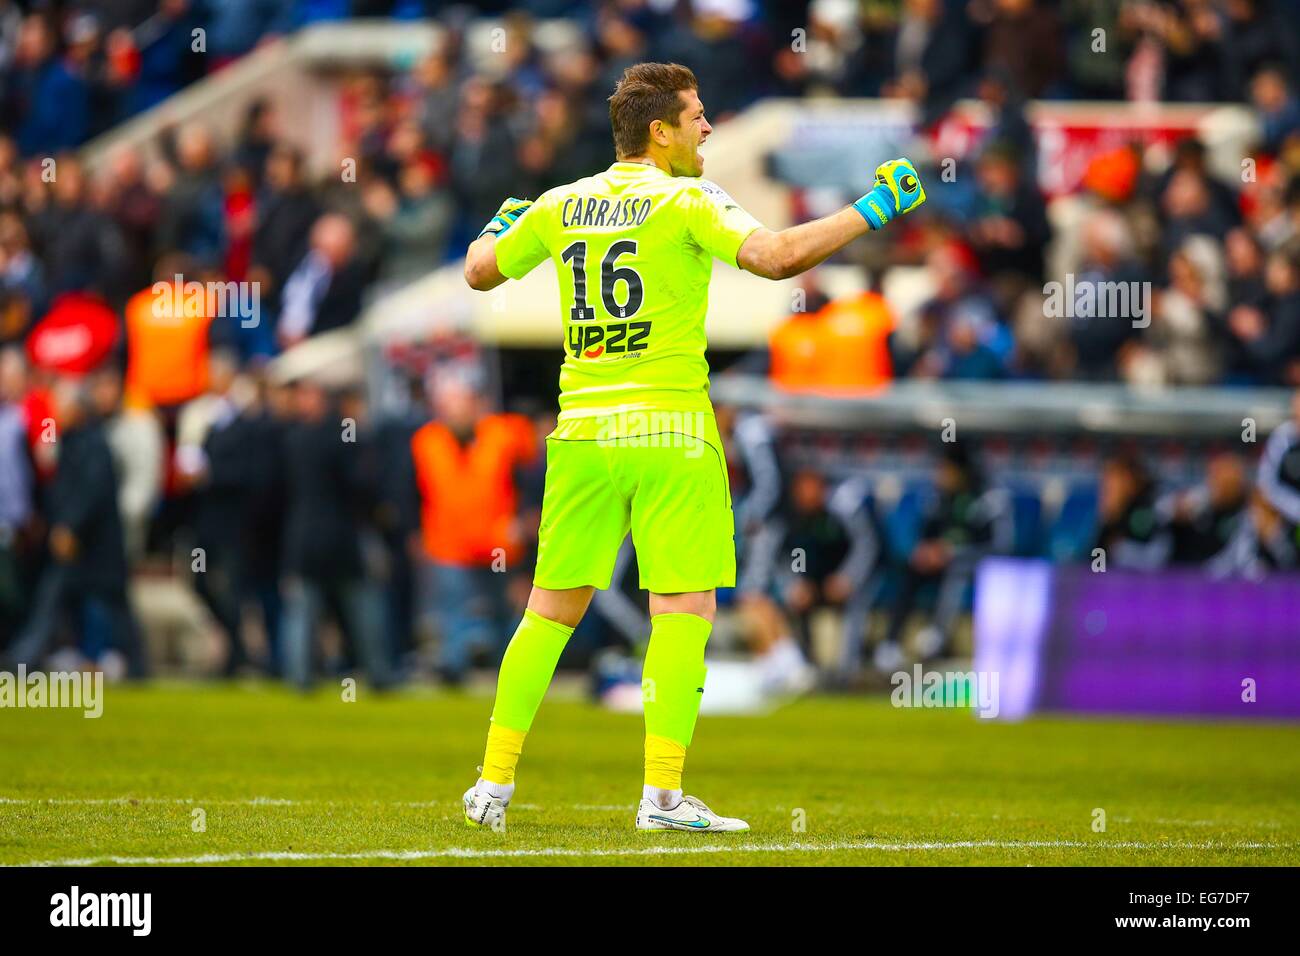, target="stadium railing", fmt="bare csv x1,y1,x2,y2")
709,376,1293,439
